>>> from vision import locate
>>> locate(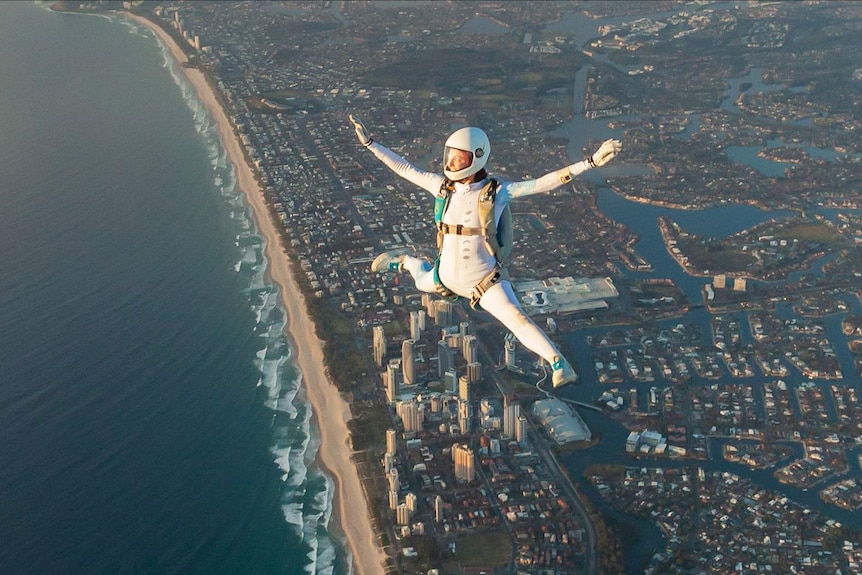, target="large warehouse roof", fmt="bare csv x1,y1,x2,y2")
514,276,618,315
